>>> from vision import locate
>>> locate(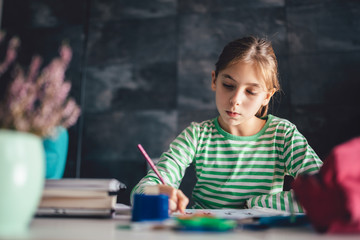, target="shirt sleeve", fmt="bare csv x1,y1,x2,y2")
282,124,323,177
130,123,199,205
246,123,323,212
246,190,304,212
